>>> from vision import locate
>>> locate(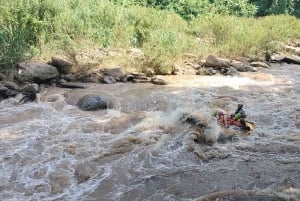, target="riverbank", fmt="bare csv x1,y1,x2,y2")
1,0,300,75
